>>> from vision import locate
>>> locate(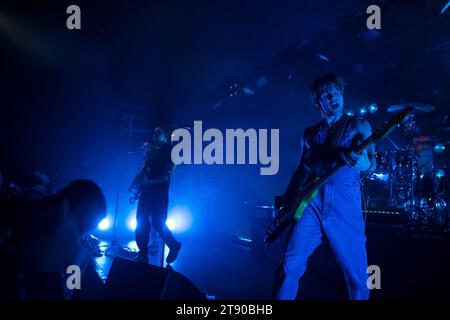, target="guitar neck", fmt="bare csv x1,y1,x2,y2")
298,136,376,201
